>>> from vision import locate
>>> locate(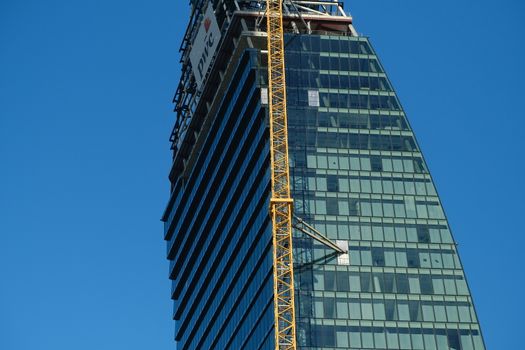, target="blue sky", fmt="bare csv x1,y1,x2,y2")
0,1,523,349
